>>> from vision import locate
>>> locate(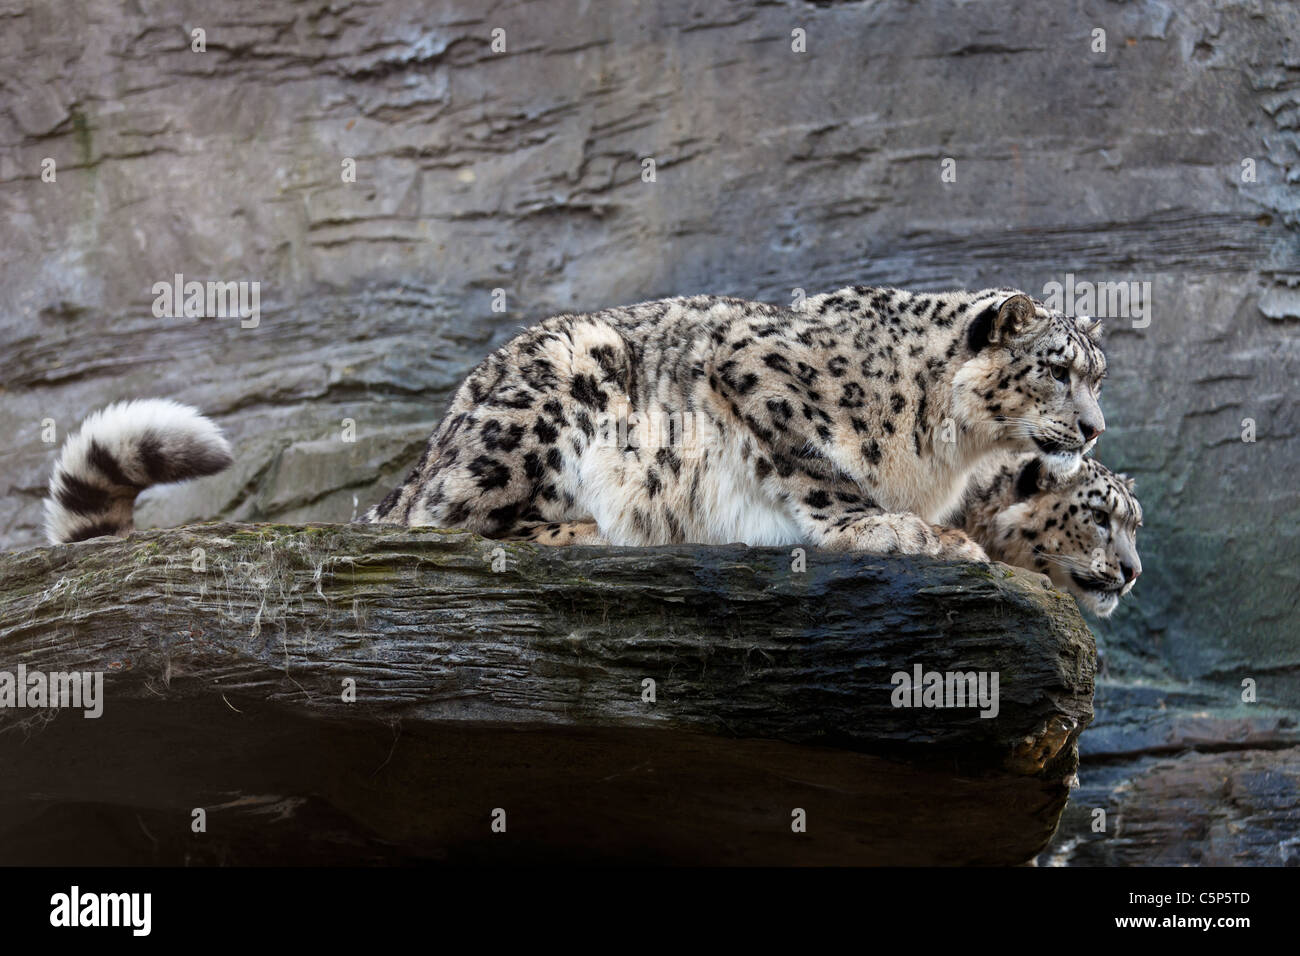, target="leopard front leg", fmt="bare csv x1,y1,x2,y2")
777,474,987,561
502,521,608,546
818,511,989,561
